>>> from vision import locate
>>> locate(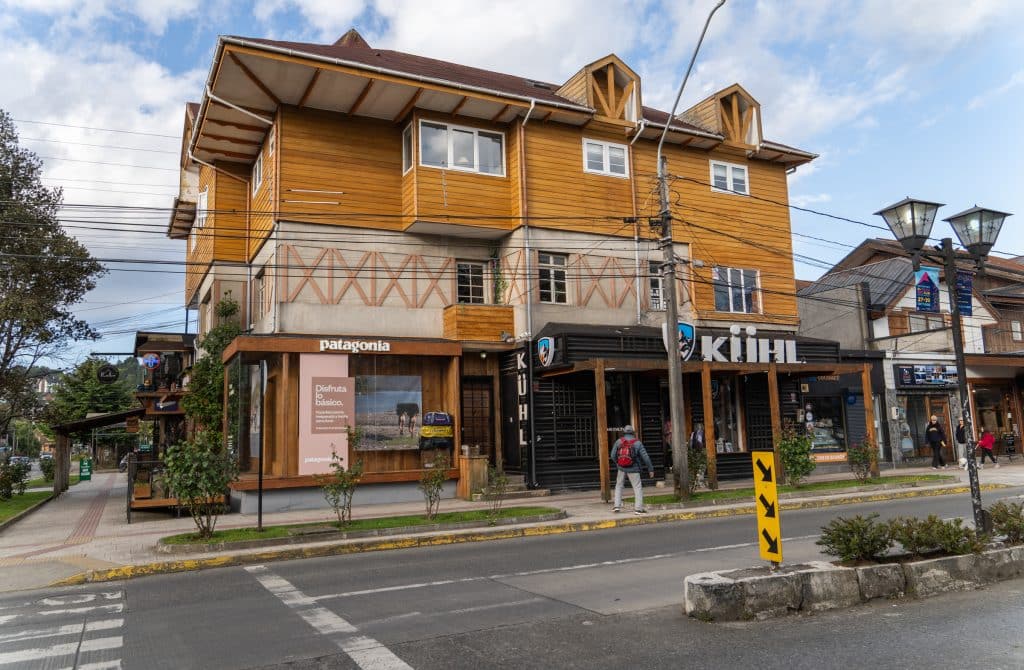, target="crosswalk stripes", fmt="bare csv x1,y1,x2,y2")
0,590,125,669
